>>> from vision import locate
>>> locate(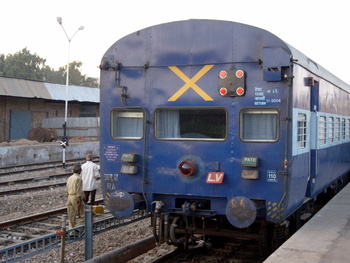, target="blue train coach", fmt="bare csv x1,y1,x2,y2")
99,20,350,249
